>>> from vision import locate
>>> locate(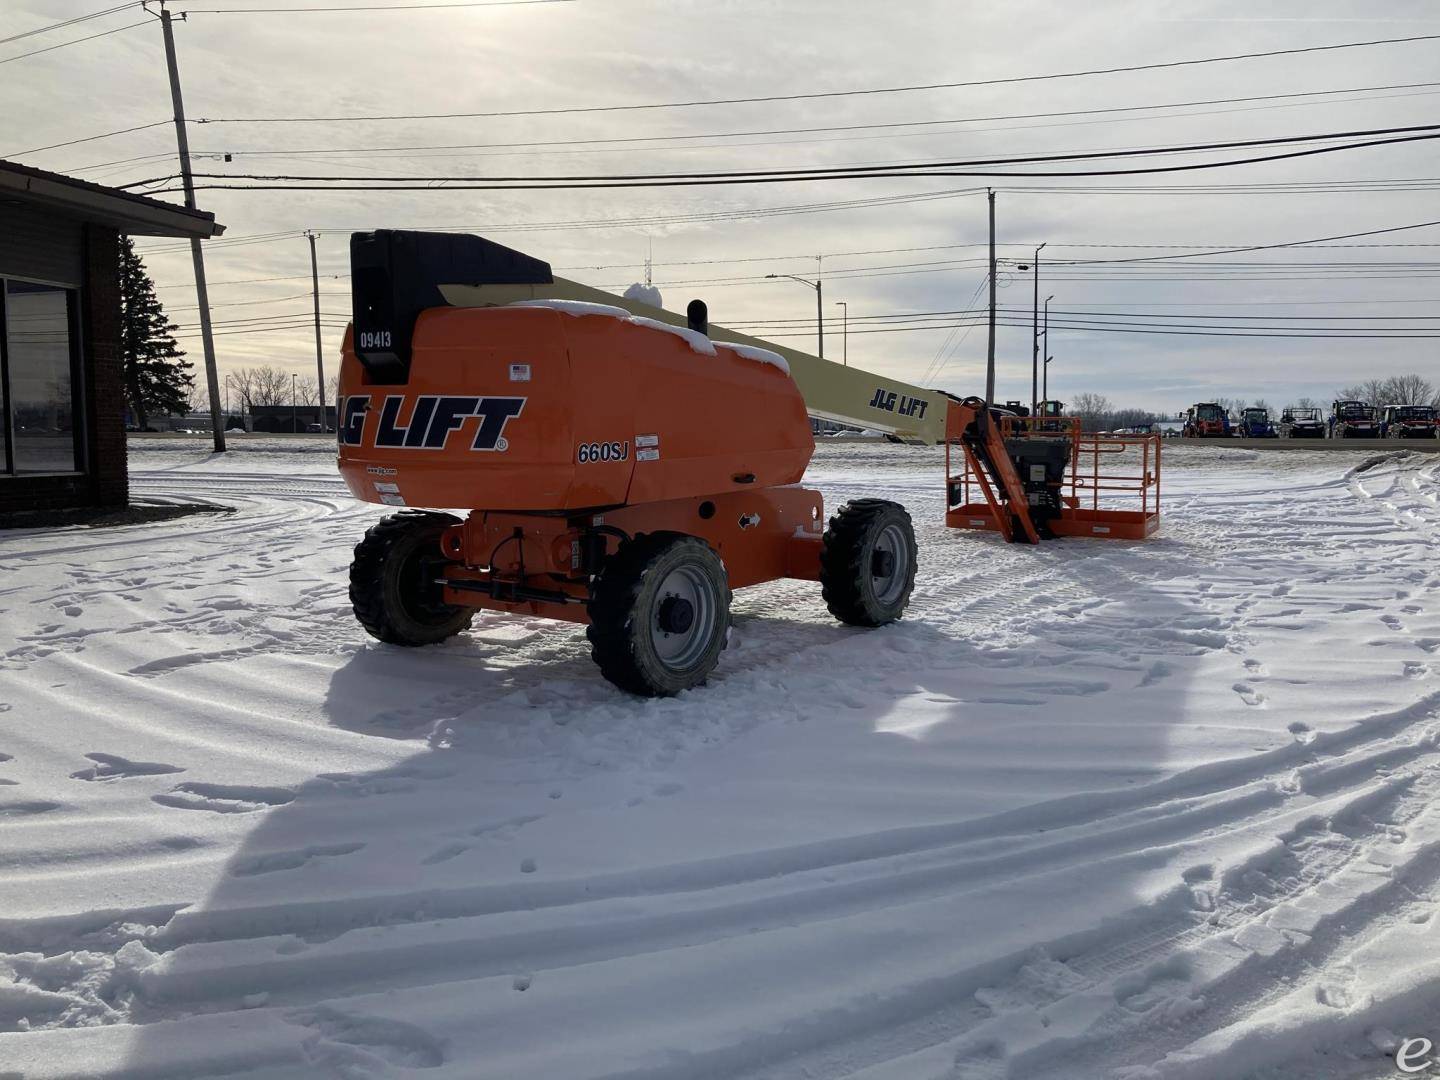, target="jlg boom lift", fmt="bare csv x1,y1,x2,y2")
337,231,1159,695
